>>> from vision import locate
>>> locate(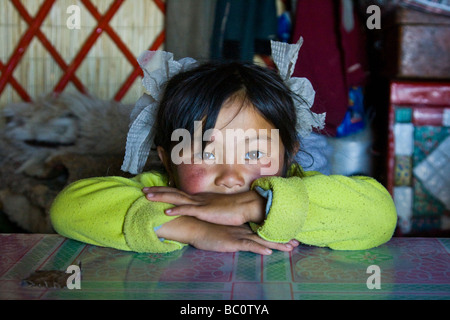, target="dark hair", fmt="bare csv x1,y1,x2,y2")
154,61,301,176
